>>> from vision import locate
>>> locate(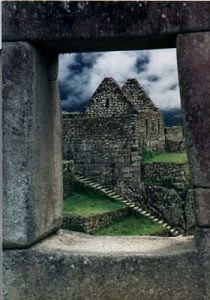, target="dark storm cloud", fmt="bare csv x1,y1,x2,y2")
58,49,180,111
